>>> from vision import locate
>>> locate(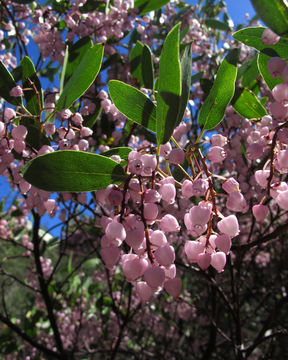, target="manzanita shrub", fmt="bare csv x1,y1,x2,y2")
0,0,288,359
